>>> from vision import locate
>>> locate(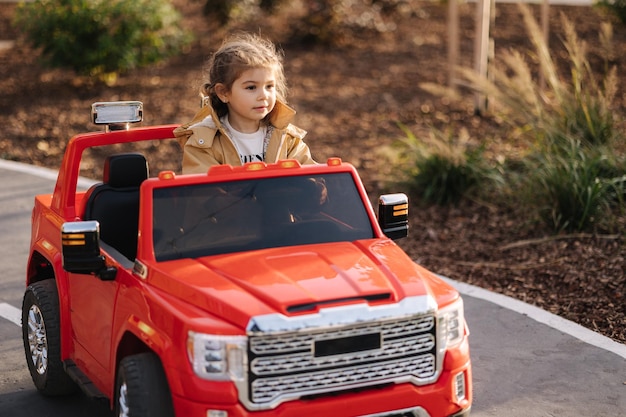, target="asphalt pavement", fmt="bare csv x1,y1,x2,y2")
1,159,625,417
